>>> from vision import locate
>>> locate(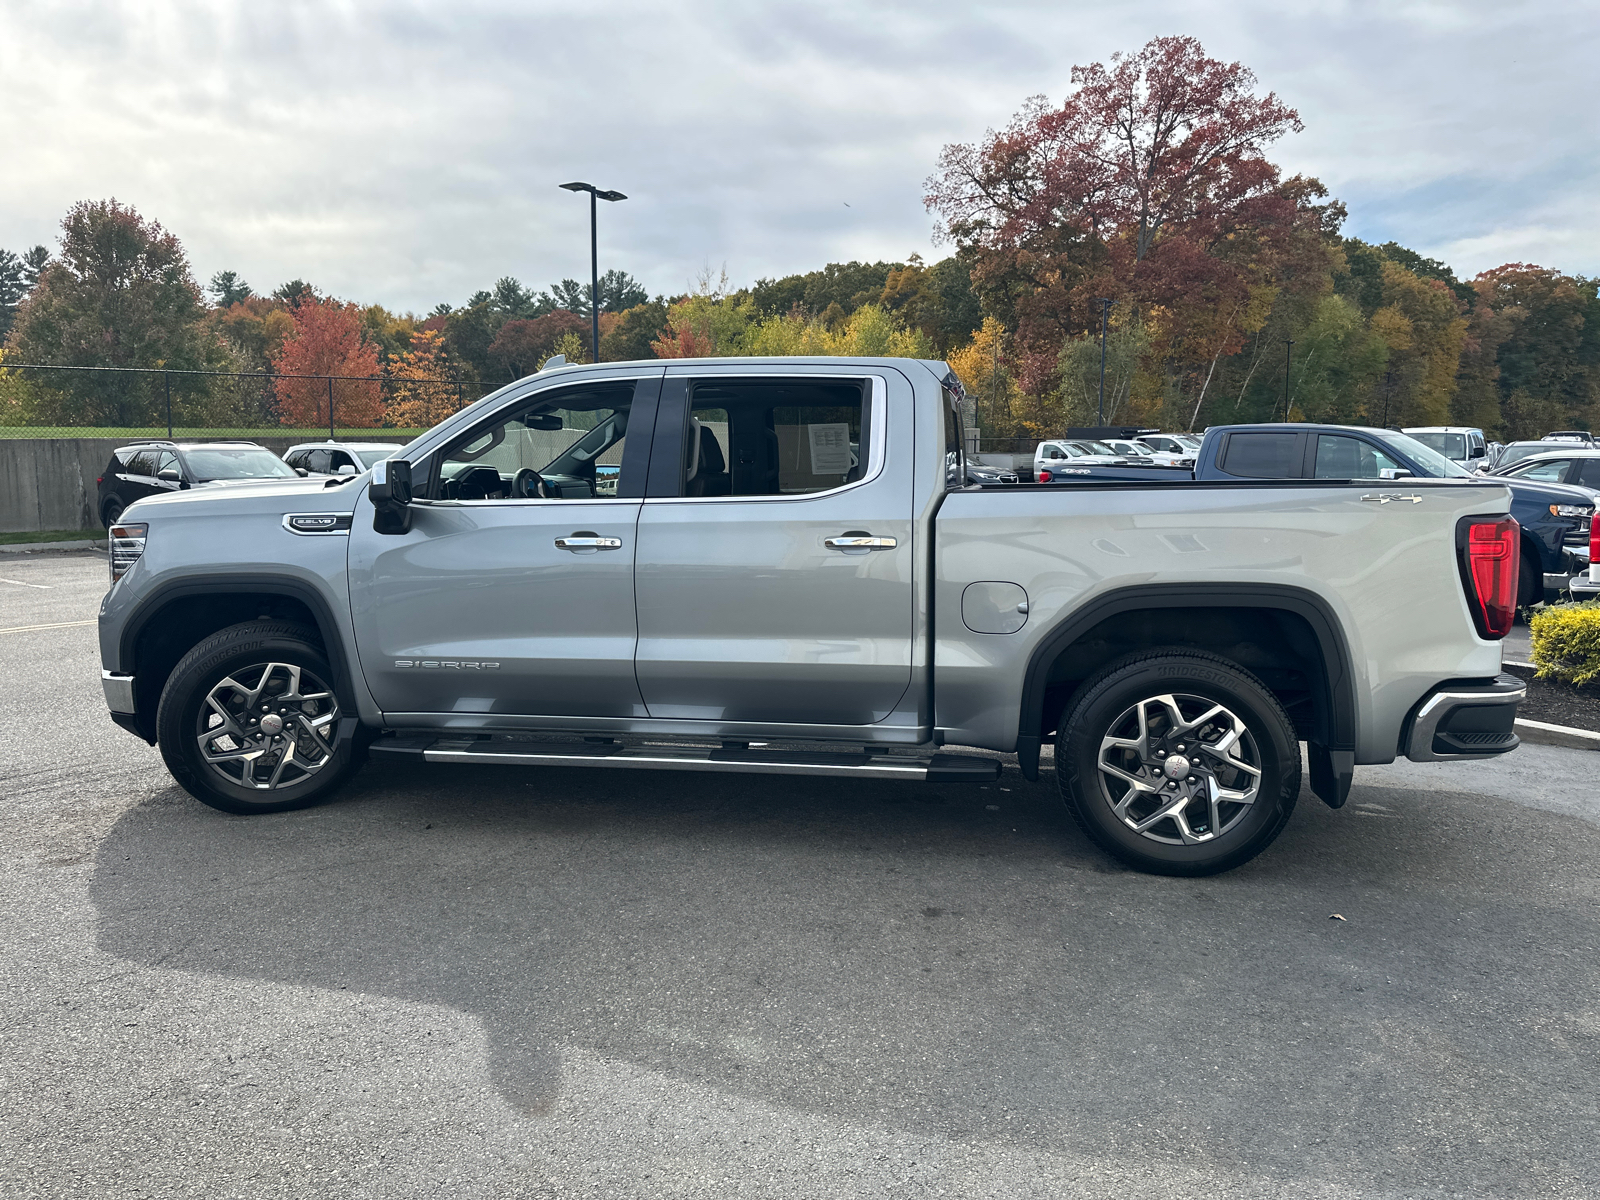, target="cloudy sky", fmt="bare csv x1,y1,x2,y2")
2,0,1595,313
